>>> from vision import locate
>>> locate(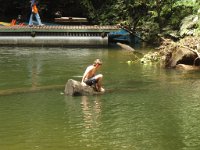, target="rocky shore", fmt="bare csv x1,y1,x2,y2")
141,36,200,70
